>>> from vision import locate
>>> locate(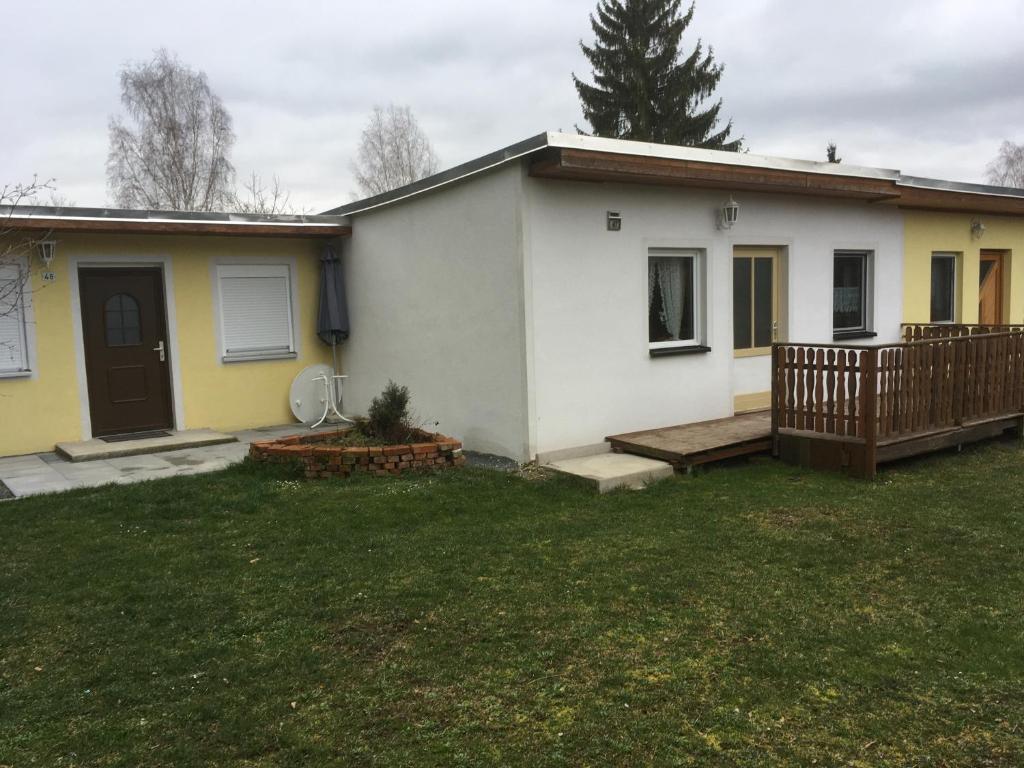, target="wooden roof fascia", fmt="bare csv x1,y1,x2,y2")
893,186,1024,216
3,217,350,238
530,148,904,202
